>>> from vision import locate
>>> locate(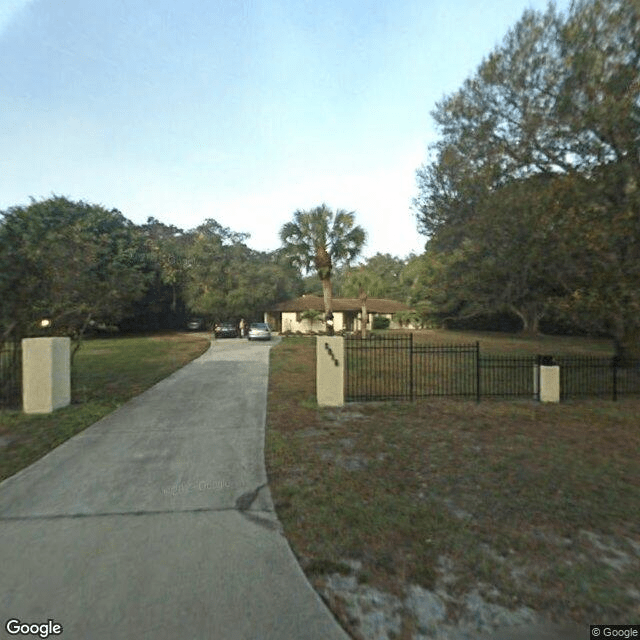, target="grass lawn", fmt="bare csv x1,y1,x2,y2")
265,333,640,634
0,332,210,482
404,328,615,356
